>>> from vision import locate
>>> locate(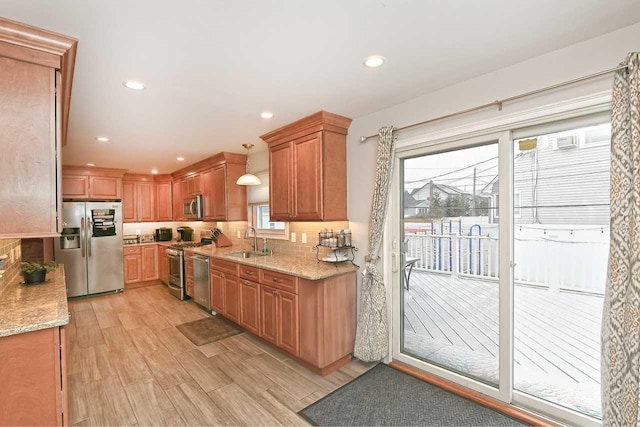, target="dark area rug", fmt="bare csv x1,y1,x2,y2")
176,316,241,346
299,364,526,426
